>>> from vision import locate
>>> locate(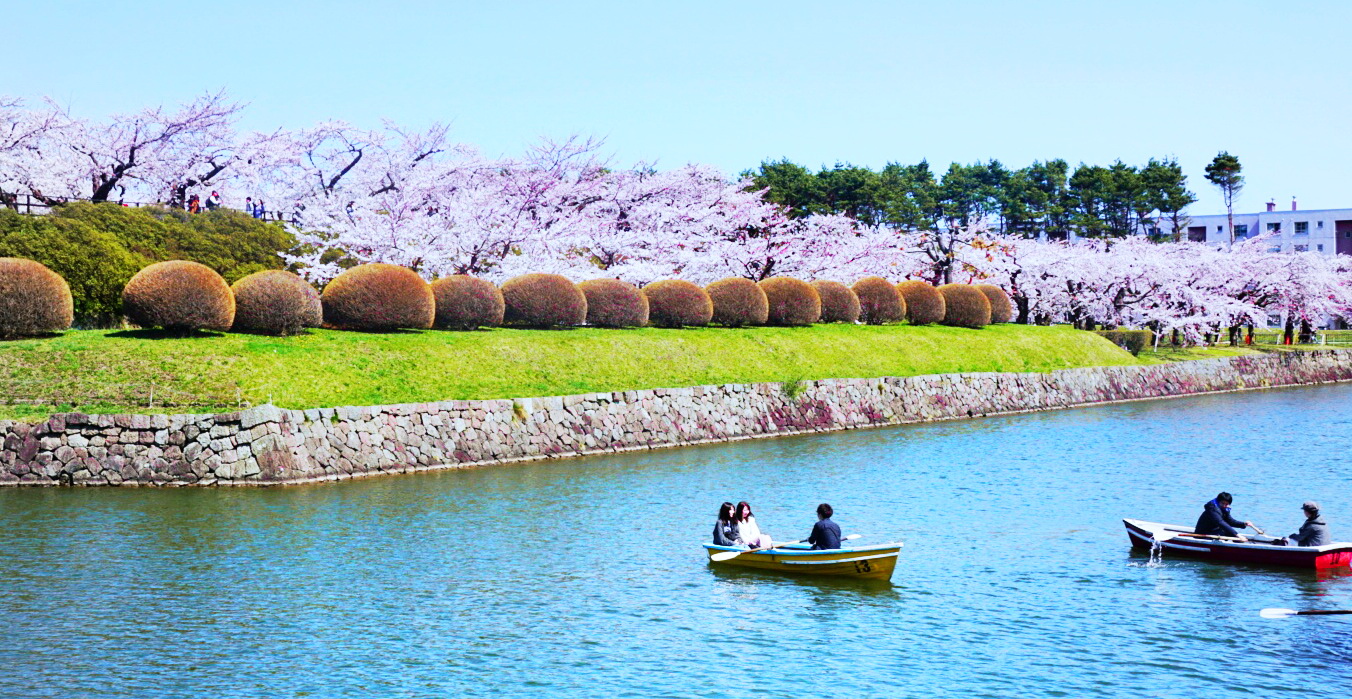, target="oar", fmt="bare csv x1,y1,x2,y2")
709,534,861,562
1149,528,1249,544
1260,608,1352,619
